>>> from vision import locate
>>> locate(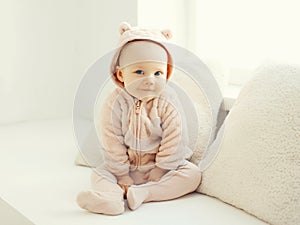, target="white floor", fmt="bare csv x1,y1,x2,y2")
0,119,267,225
